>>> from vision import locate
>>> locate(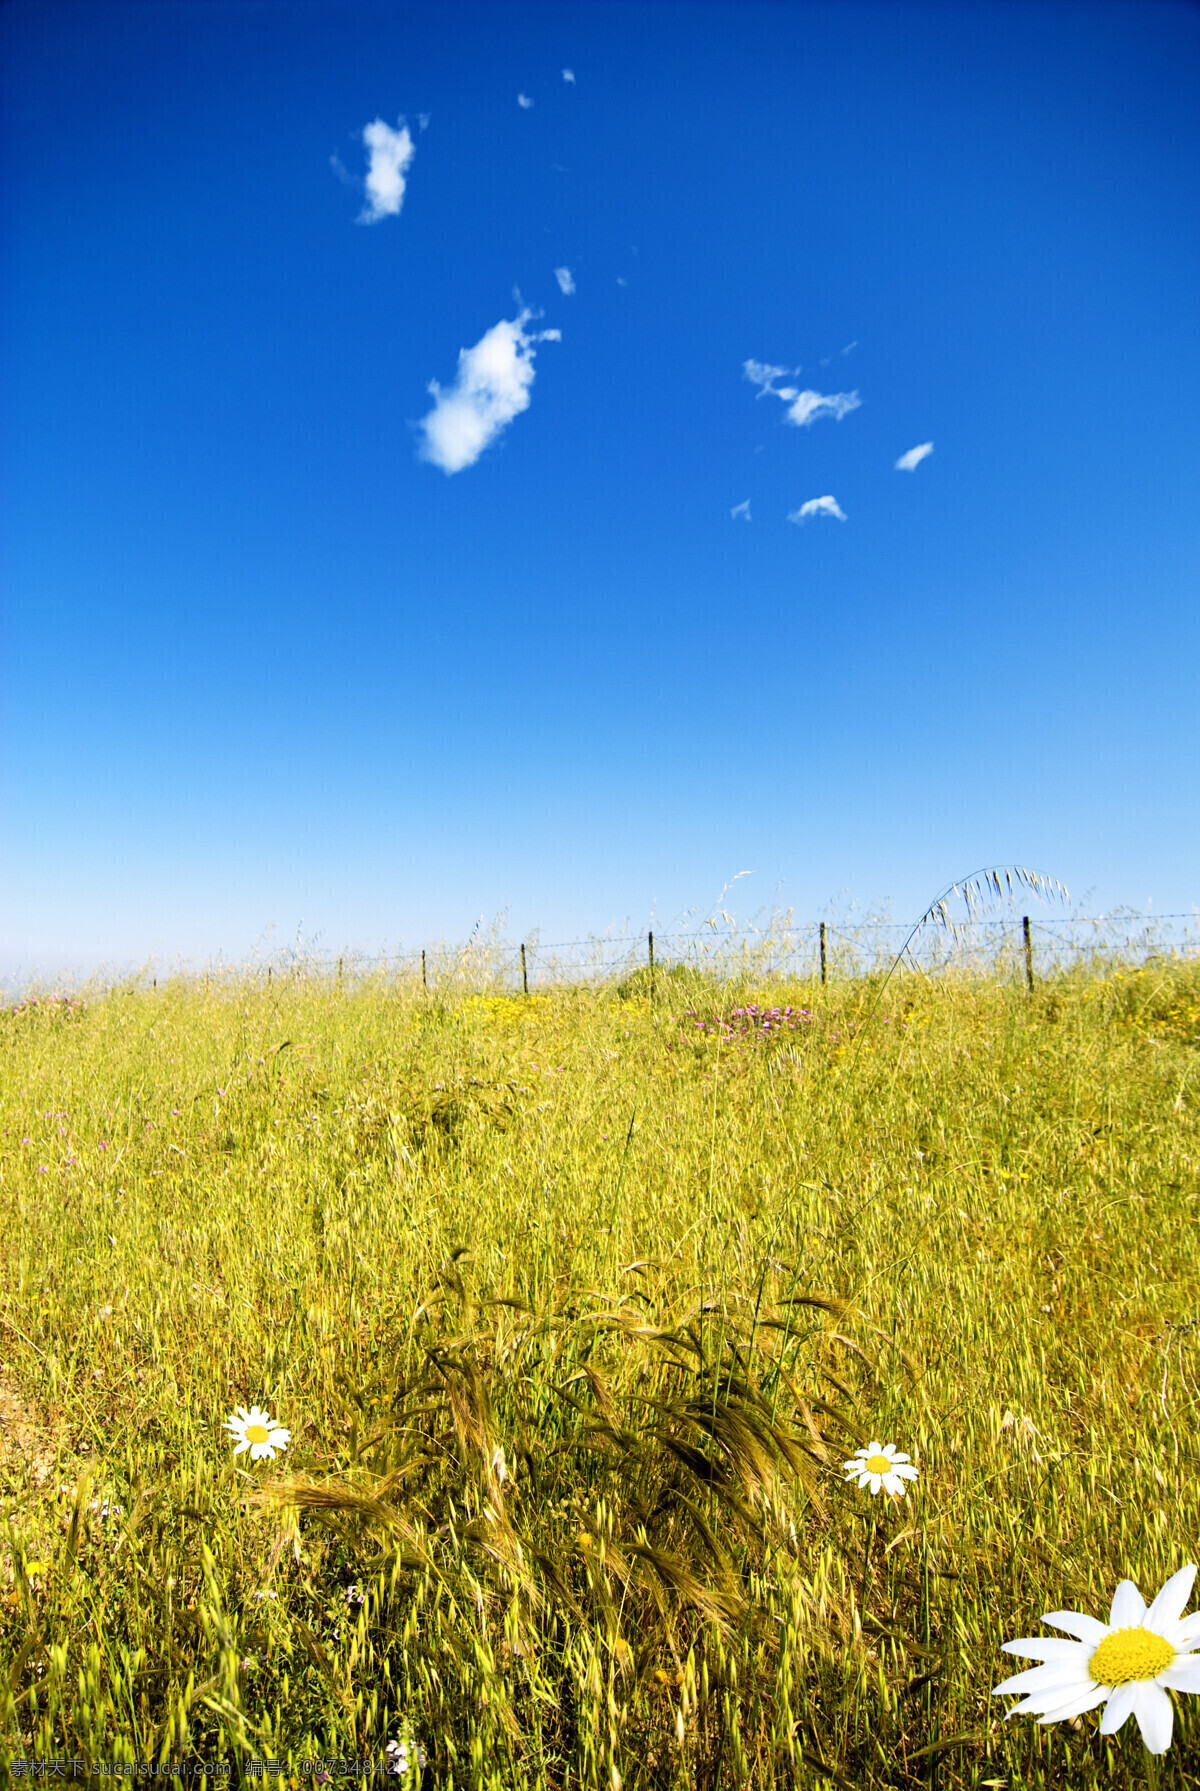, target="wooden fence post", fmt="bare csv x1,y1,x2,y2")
820,921,827,986
521,942,528,996
648,931,655,1005
1023,916,1034,991
422,950,427,992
